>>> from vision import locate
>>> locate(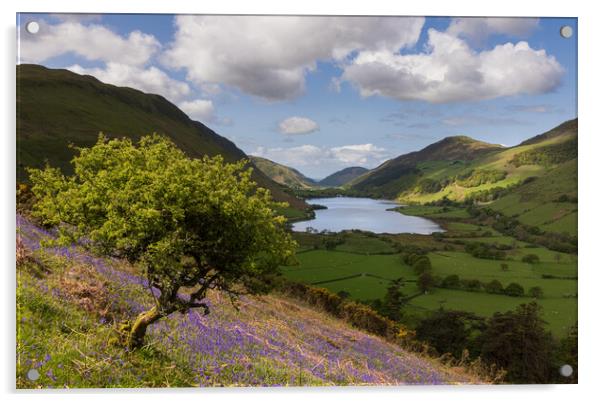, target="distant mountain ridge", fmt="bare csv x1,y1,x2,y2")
319,166,368,187
249,156,317,190
16,64,306,210
348,136,503,198
347,119,577,235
